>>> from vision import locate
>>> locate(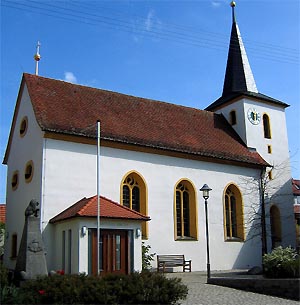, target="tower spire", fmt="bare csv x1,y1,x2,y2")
34,41,41,76
222,2,258,96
